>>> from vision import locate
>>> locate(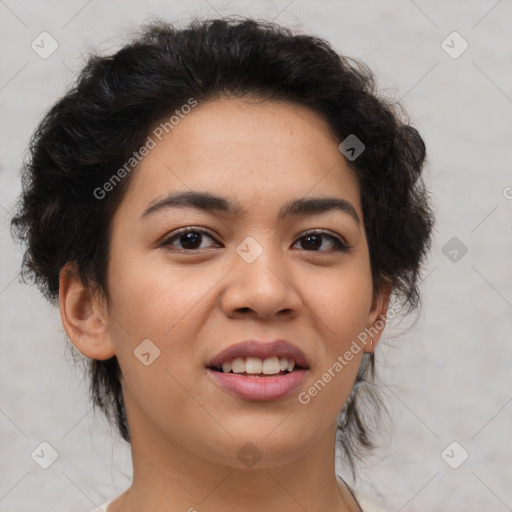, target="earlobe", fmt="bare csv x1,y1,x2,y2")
363,280,393,353
59,262,116,360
